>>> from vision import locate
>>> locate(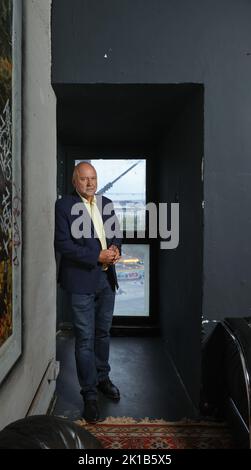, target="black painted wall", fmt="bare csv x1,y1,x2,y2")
158,90,203,405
